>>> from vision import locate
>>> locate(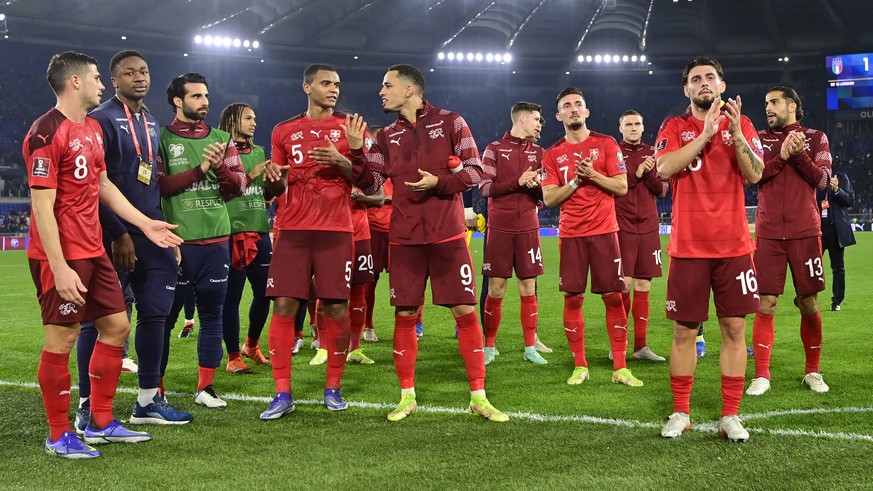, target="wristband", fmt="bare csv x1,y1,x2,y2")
569,179,580,189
